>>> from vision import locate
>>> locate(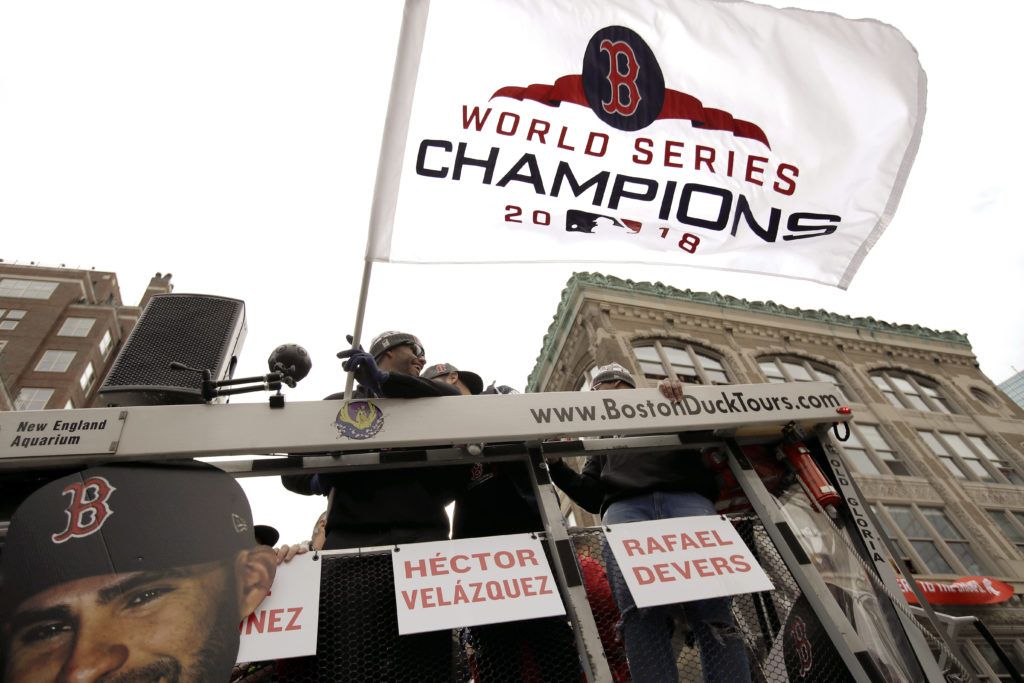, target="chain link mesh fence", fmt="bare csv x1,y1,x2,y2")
234,515,957,682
